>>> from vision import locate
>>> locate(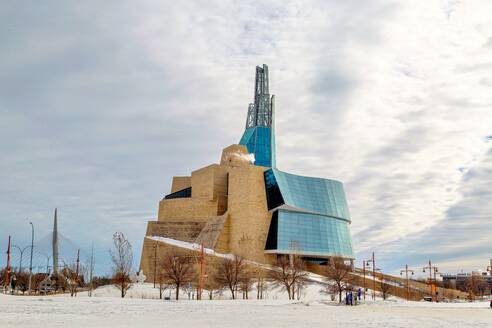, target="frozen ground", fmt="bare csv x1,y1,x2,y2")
1,287,490,328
